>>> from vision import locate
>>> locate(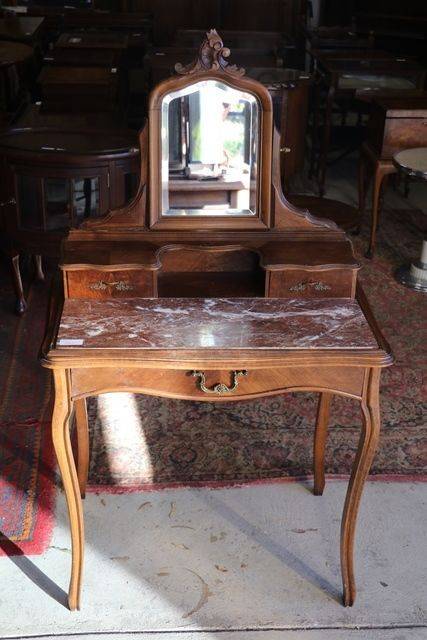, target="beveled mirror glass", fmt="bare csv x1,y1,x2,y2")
160,80,259,217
